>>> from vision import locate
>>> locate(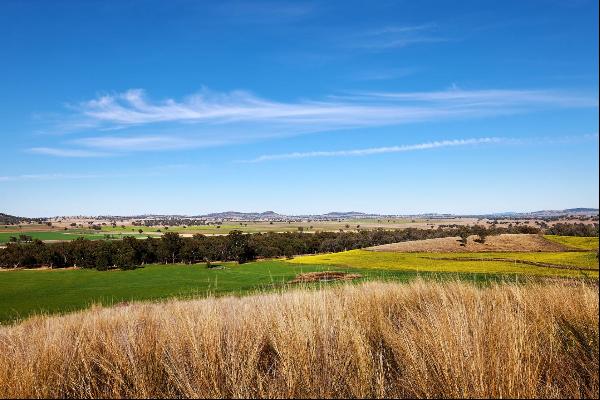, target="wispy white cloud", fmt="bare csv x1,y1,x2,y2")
28,147,112,158
0,164,192,182
34,87,598,156
349,23,447,50
71,135,225,151
0,173,116,182
72,87,596,128
358,88,598,107
239,133,600,163
239,137,503,163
